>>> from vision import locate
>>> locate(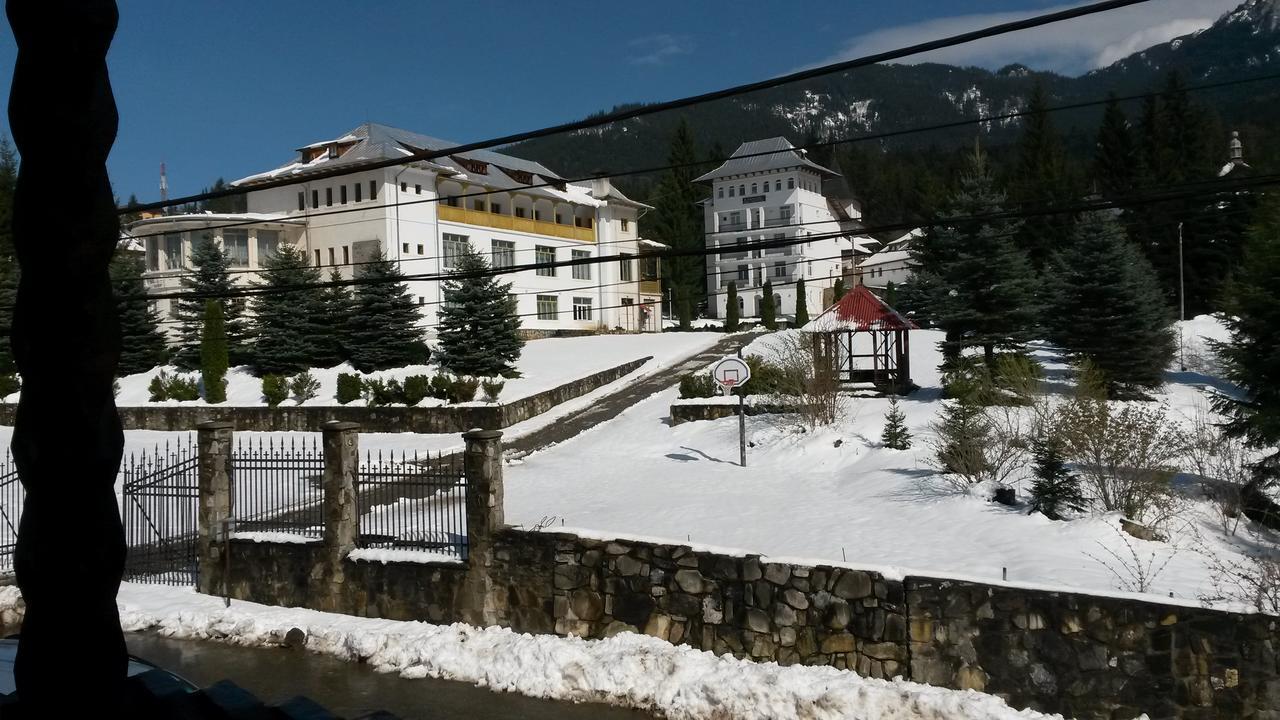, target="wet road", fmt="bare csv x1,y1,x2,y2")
126,633,657,720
